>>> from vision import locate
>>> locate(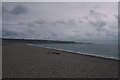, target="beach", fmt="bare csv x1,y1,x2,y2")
2,44,119,78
